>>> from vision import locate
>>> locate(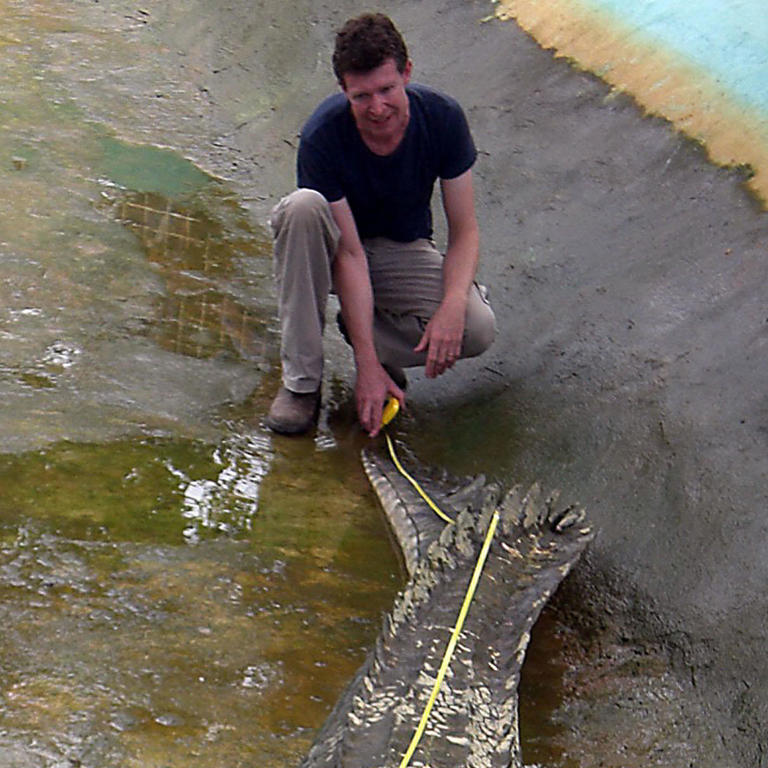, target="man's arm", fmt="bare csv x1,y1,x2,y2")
414,168,480,378
330,198,405,437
